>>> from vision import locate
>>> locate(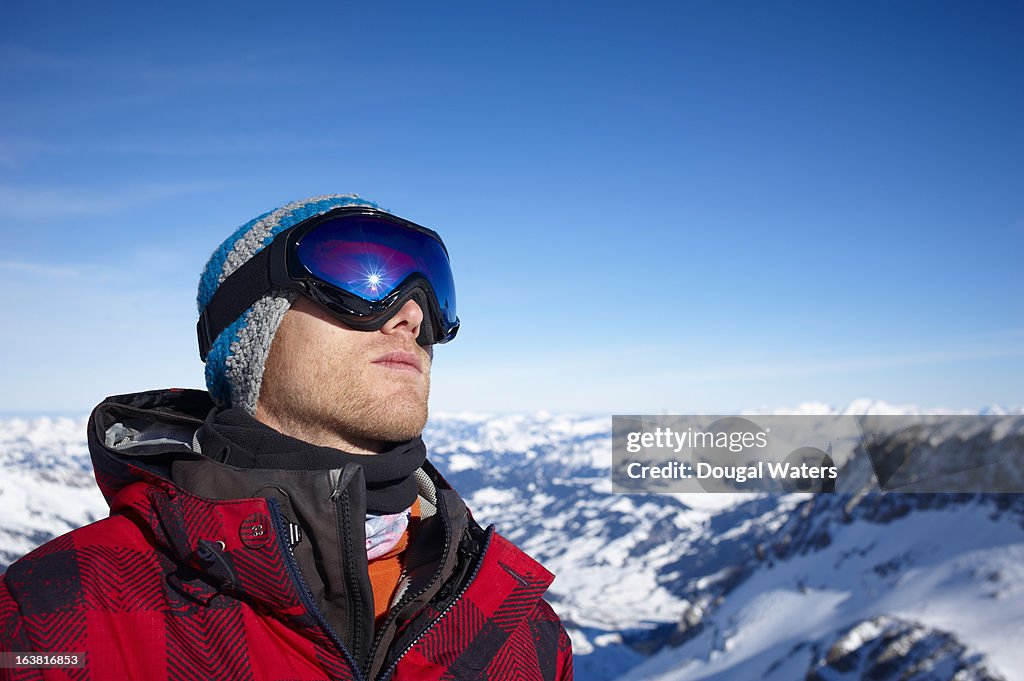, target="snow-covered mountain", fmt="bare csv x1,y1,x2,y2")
1,400,1022,680
0,415,107,566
